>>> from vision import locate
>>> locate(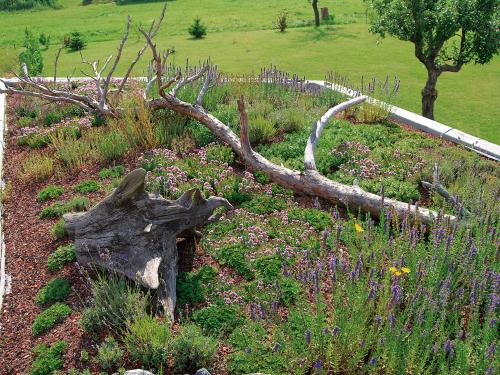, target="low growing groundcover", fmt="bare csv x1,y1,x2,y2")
0,78,498,374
